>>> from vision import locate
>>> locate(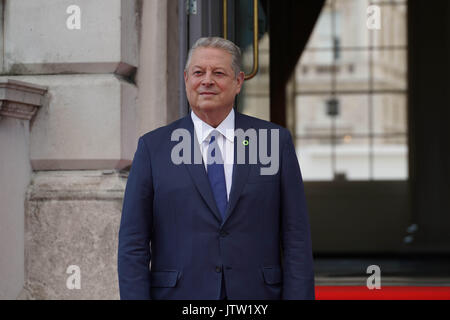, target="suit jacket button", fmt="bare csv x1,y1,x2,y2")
220,231,228,237
215,266,222,273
